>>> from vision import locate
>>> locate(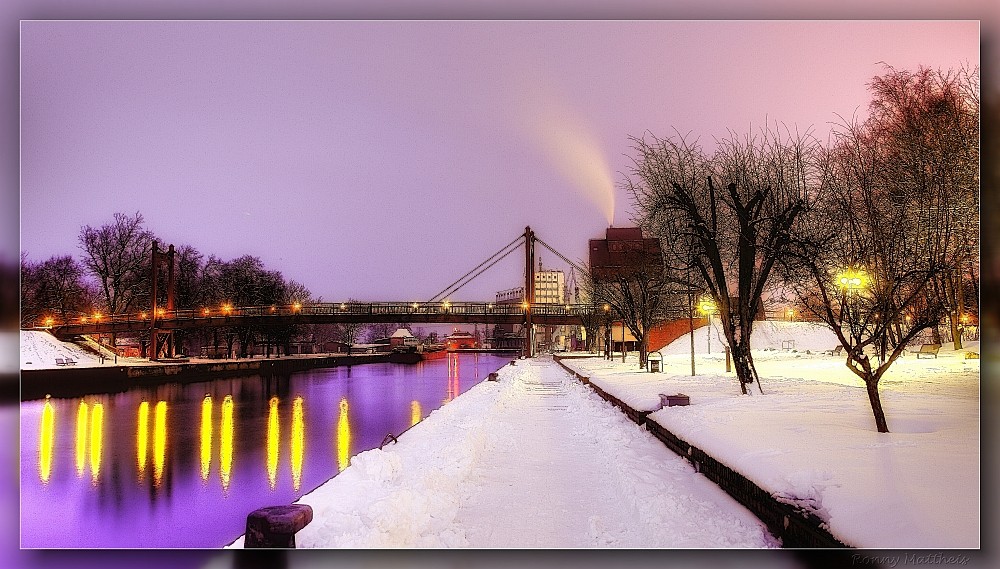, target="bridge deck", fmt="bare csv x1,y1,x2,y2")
47,302,600,338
